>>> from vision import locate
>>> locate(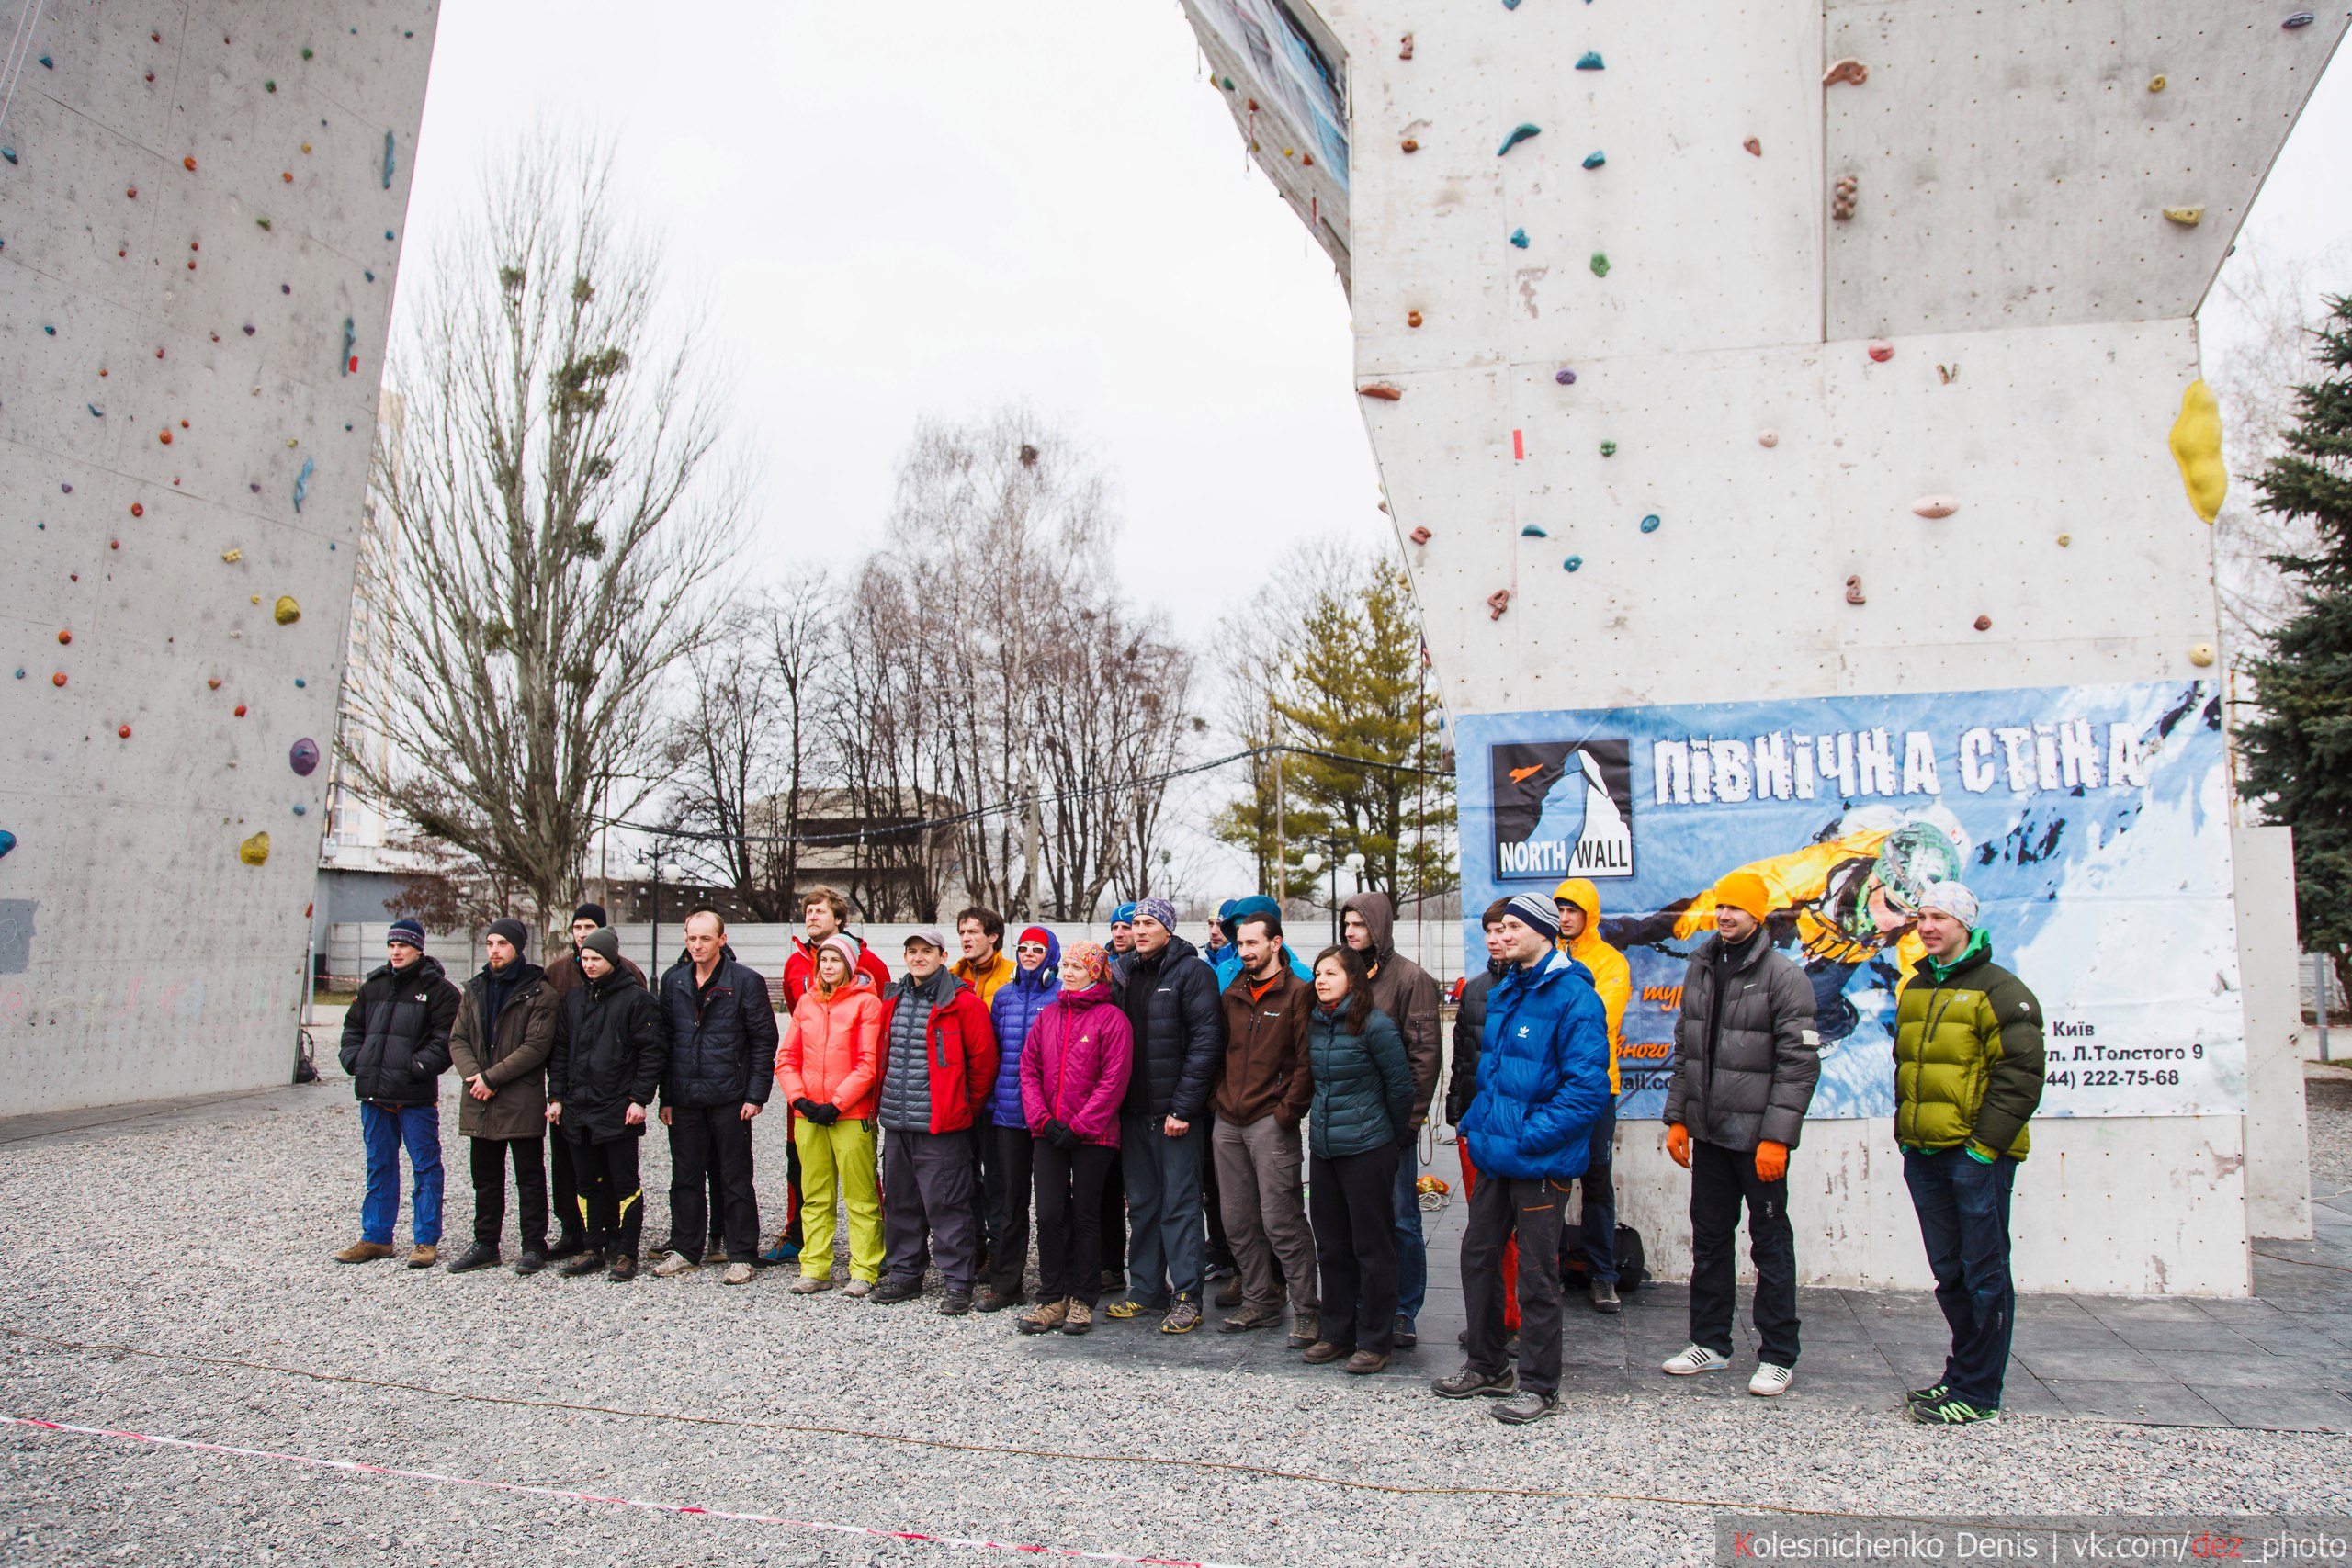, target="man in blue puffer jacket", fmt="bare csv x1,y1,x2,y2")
1434,893,1611,1426
979,926,1061,1311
